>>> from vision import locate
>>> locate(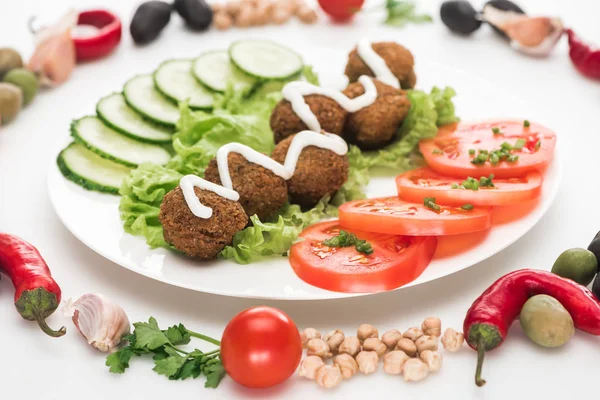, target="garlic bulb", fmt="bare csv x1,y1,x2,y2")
67,294,130,353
